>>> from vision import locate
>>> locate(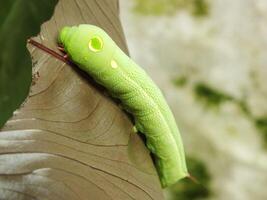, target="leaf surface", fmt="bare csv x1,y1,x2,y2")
0,0,164,199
